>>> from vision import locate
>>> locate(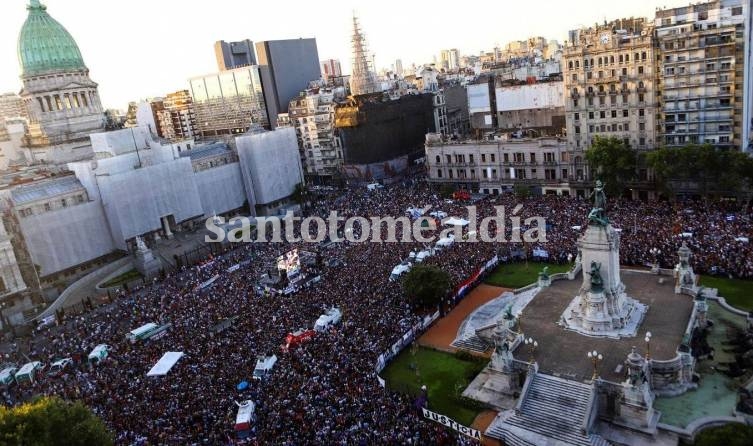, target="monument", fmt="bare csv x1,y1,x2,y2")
674,242,698,294
560,180,647,337
133,236,162,279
